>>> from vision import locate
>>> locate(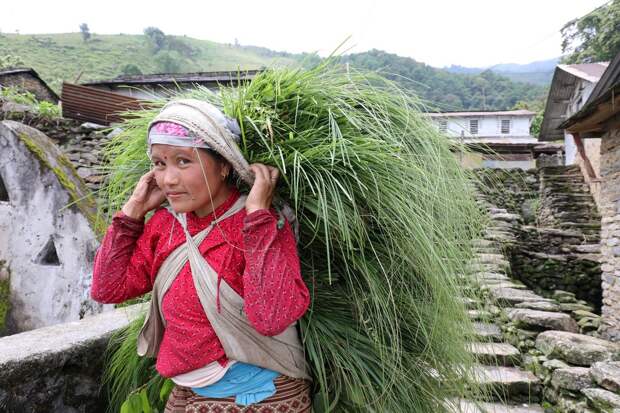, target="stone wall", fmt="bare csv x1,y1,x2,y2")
0,109,108,193
475,166,603,310
0,71,58,103
599,128,620,341
0,304,143,413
